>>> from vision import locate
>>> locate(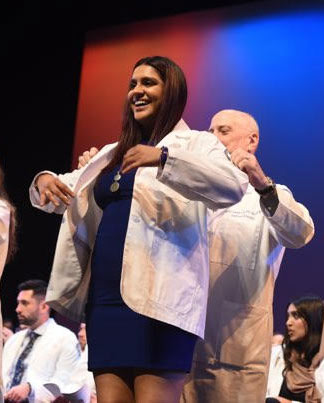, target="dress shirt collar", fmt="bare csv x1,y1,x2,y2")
29,317,53,337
